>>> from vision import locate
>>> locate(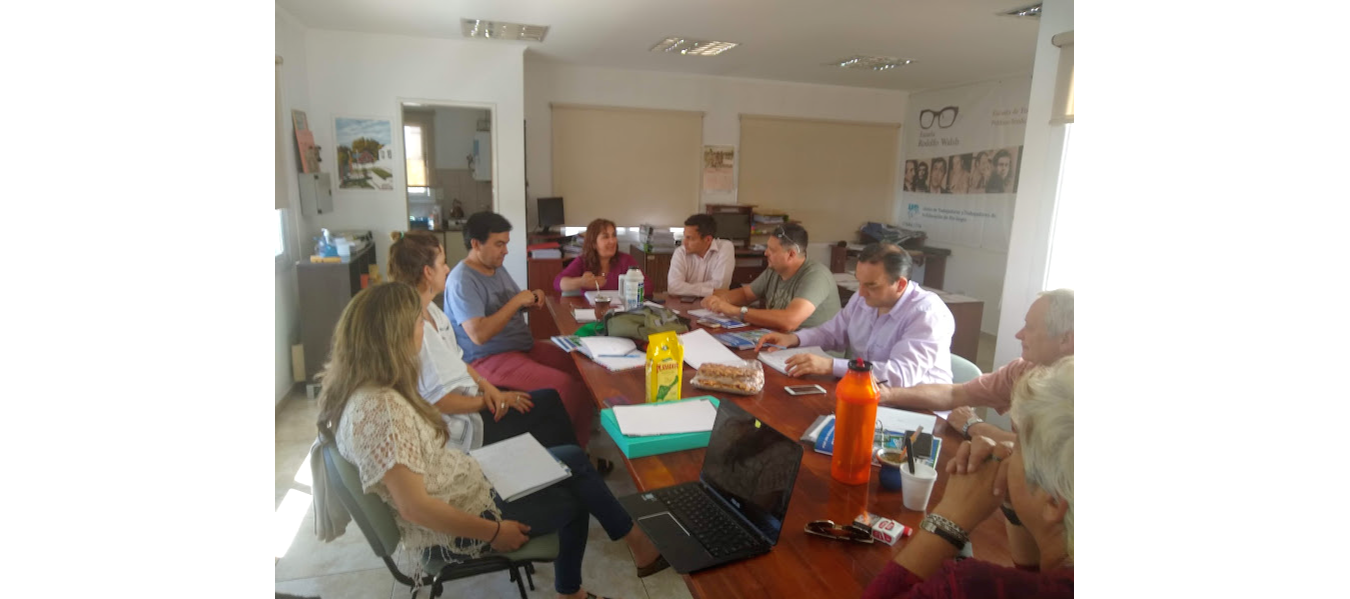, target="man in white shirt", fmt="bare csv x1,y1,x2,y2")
667,213,735,297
